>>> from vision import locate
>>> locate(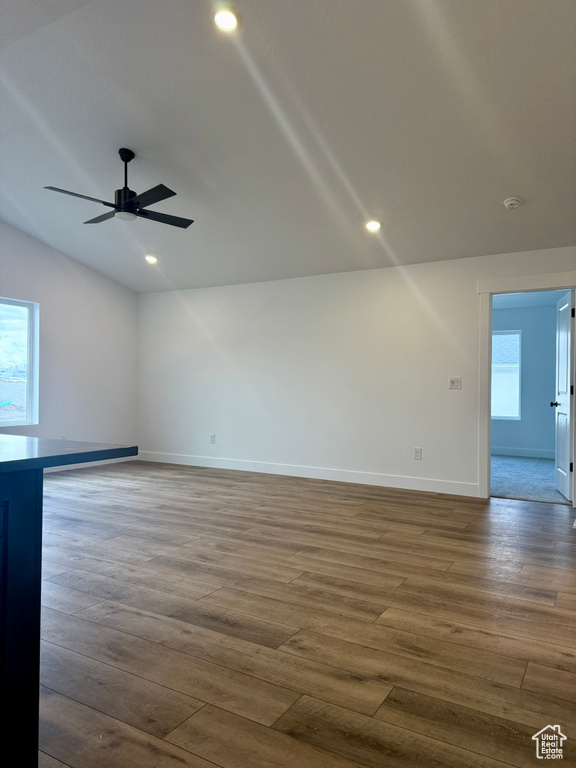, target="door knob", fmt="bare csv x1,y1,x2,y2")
550,401,559,407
